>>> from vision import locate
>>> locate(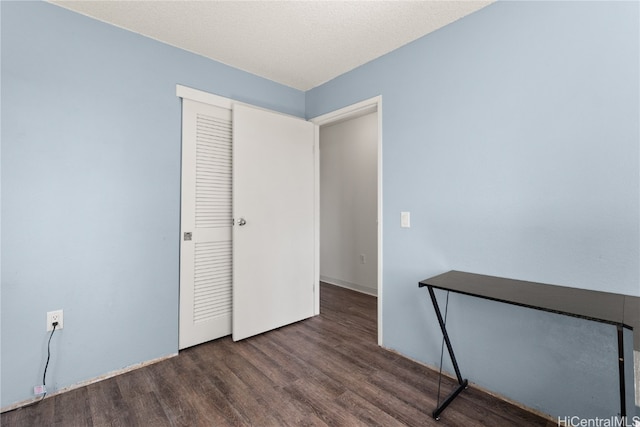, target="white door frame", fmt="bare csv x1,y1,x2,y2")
310,96,383,346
